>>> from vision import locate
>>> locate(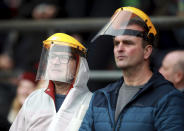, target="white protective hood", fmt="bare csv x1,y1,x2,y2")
47,56,92,131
